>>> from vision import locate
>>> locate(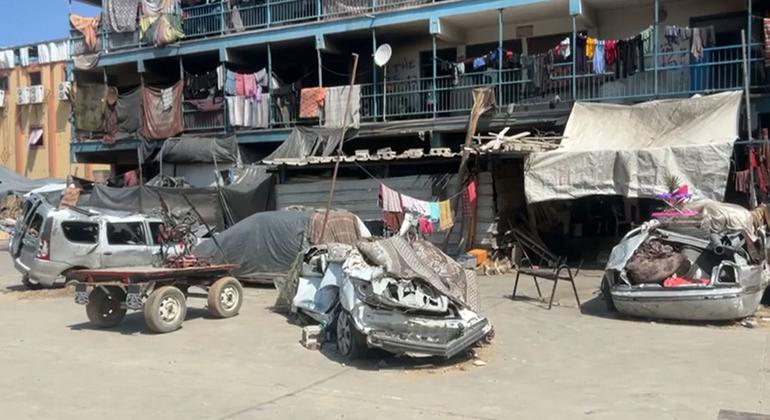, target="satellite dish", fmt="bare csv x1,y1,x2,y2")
374,44,392,67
